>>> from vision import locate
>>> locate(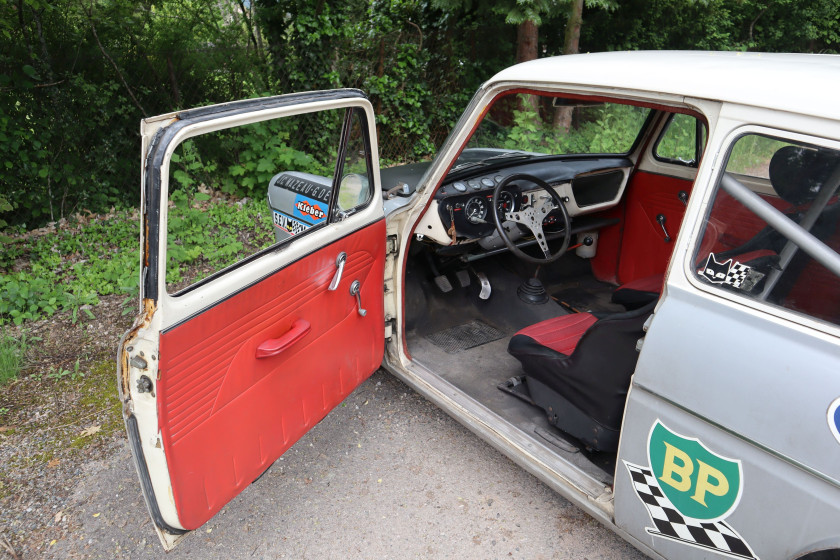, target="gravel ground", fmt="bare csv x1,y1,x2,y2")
30,370,646,560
